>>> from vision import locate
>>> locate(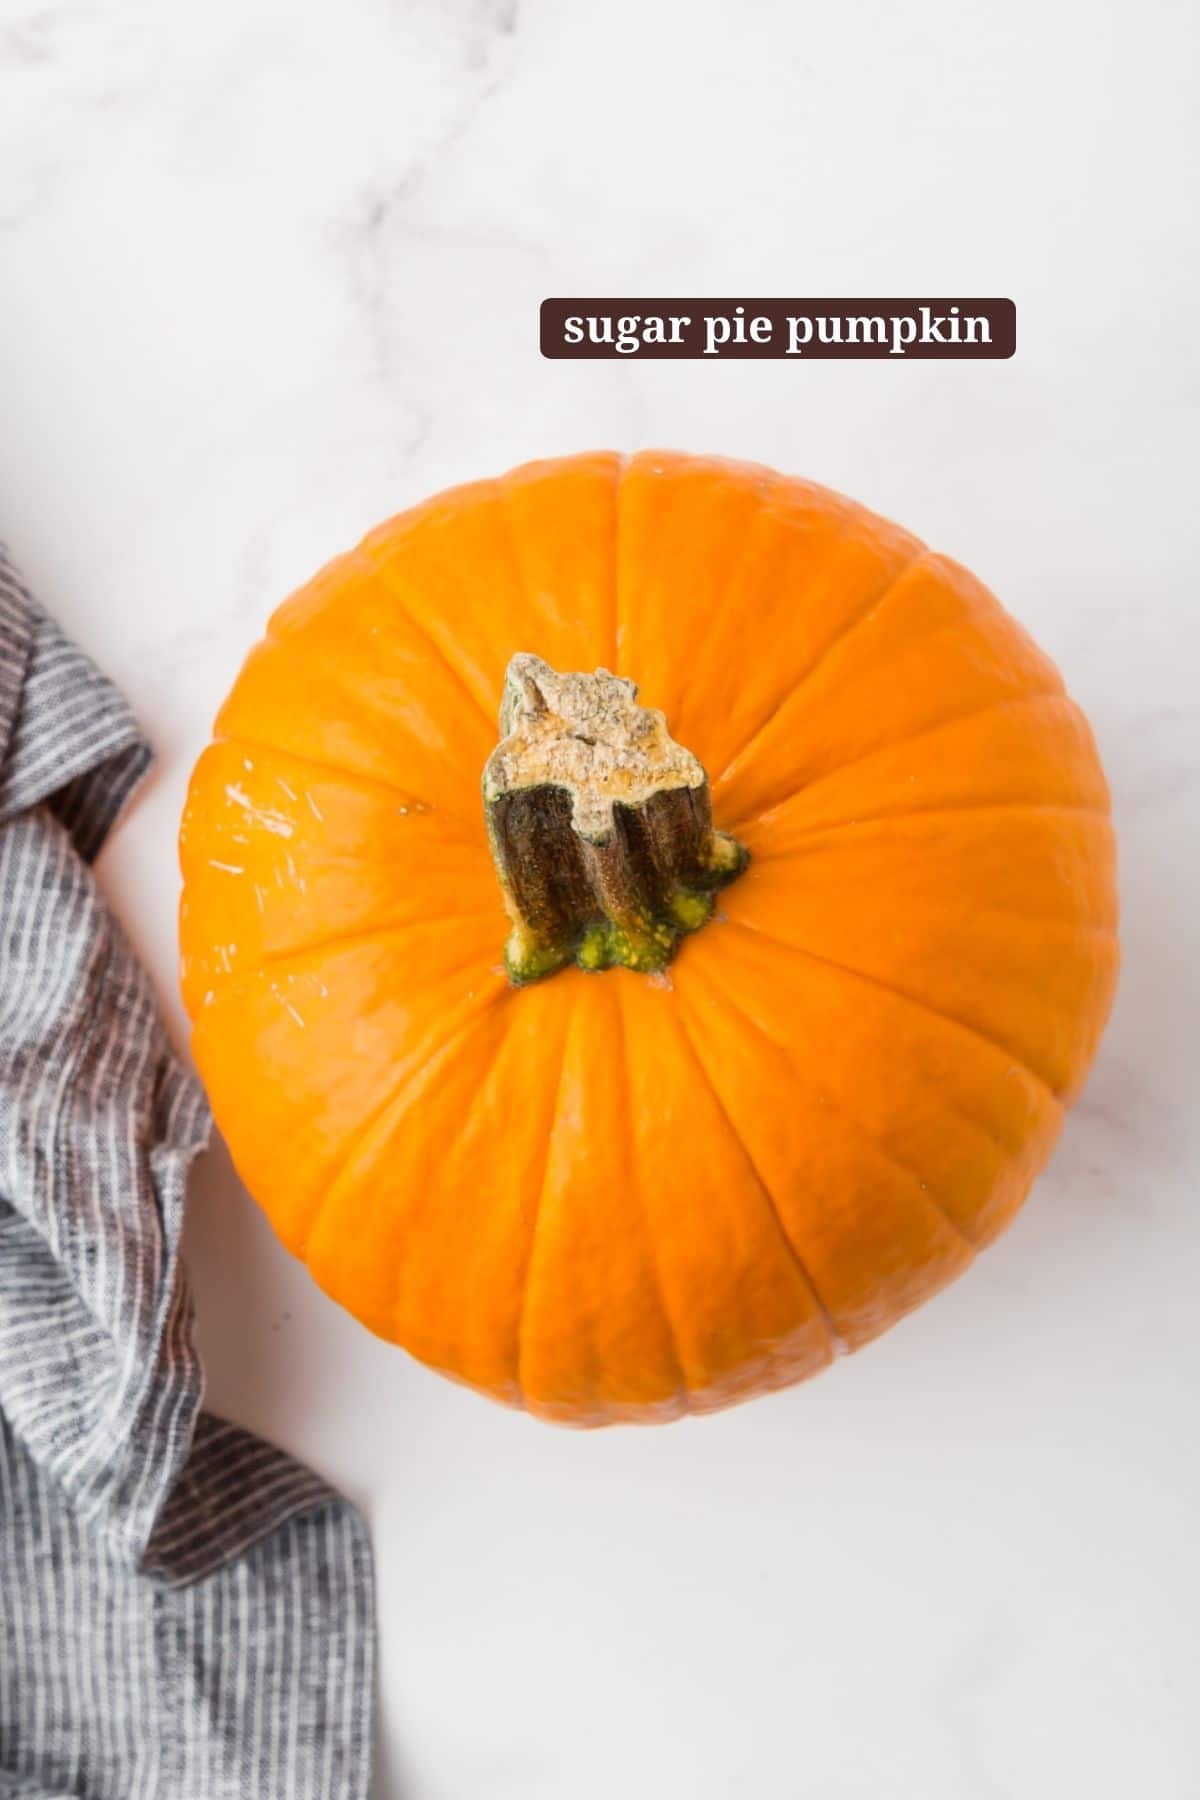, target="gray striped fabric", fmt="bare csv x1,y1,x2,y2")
0,548,374,1799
